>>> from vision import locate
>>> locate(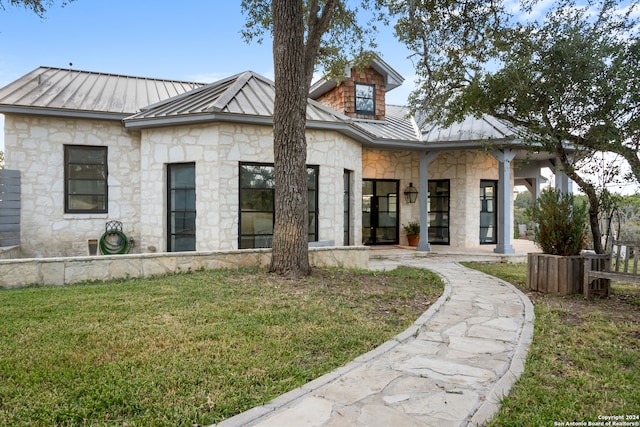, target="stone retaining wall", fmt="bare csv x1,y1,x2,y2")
0,246,369,289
